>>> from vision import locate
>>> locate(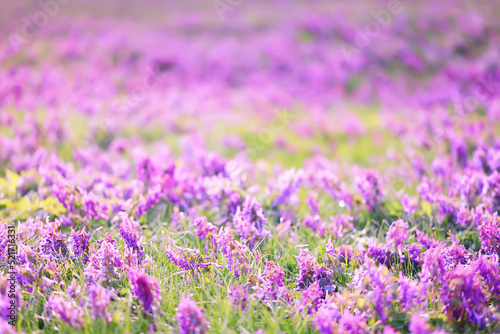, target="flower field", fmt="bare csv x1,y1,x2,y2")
1,0,500,333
